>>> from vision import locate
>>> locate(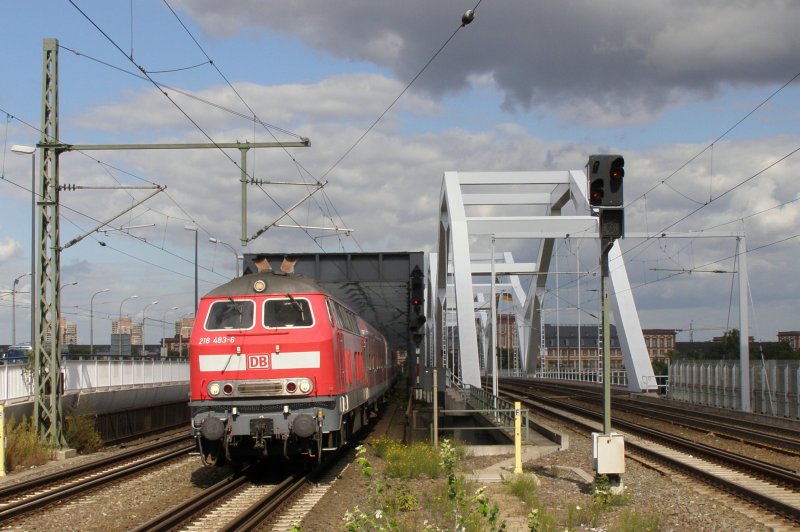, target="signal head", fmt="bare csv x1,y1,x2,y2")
587,154,624,208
